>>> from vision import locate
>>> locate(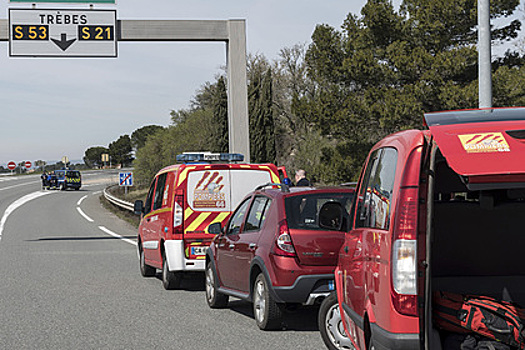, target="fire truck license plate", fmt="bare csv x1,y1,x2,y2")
191,246,208,256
